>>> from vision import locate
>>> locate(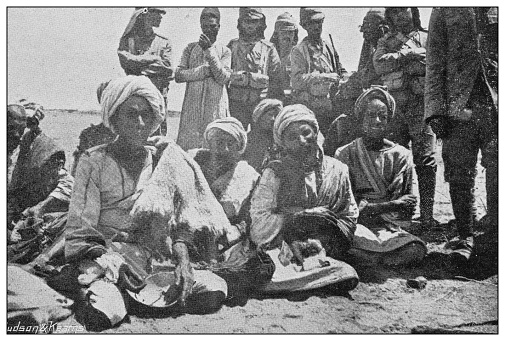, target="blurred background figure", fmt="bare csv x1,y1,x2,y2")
228,7,282,130
175,7,232,151
270,12,298,102
425,7,498,263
